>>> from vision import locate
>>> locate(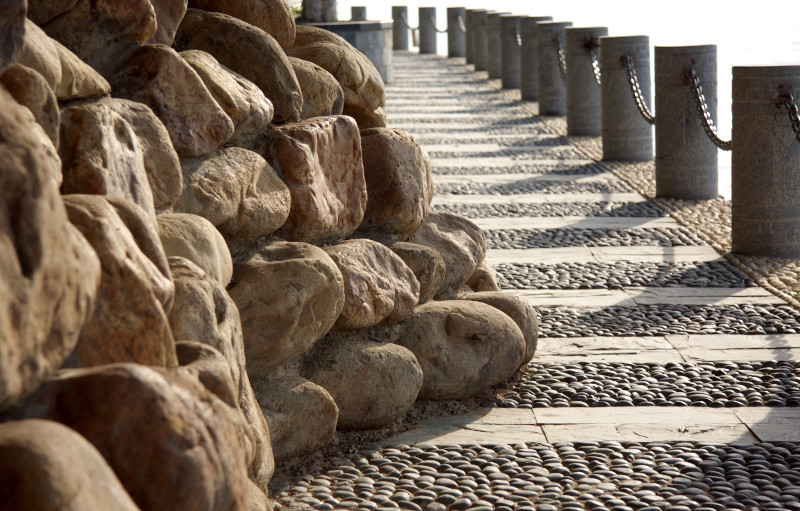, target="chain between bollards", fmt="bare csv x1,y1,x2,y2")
555,38,566,81
457,15,466,33
398,12,419,30
781,92,800,144
623,54,656,124
427,15,449,33
685,67,732,151
512,25,522,52
589,48,601,86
